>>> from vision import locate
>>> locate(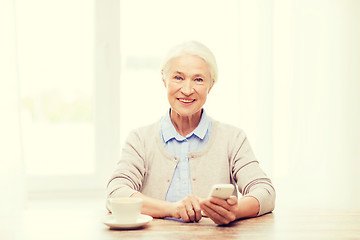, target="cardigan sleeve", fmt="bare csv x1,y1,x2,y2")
230,129,276,216
106,129,146,206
